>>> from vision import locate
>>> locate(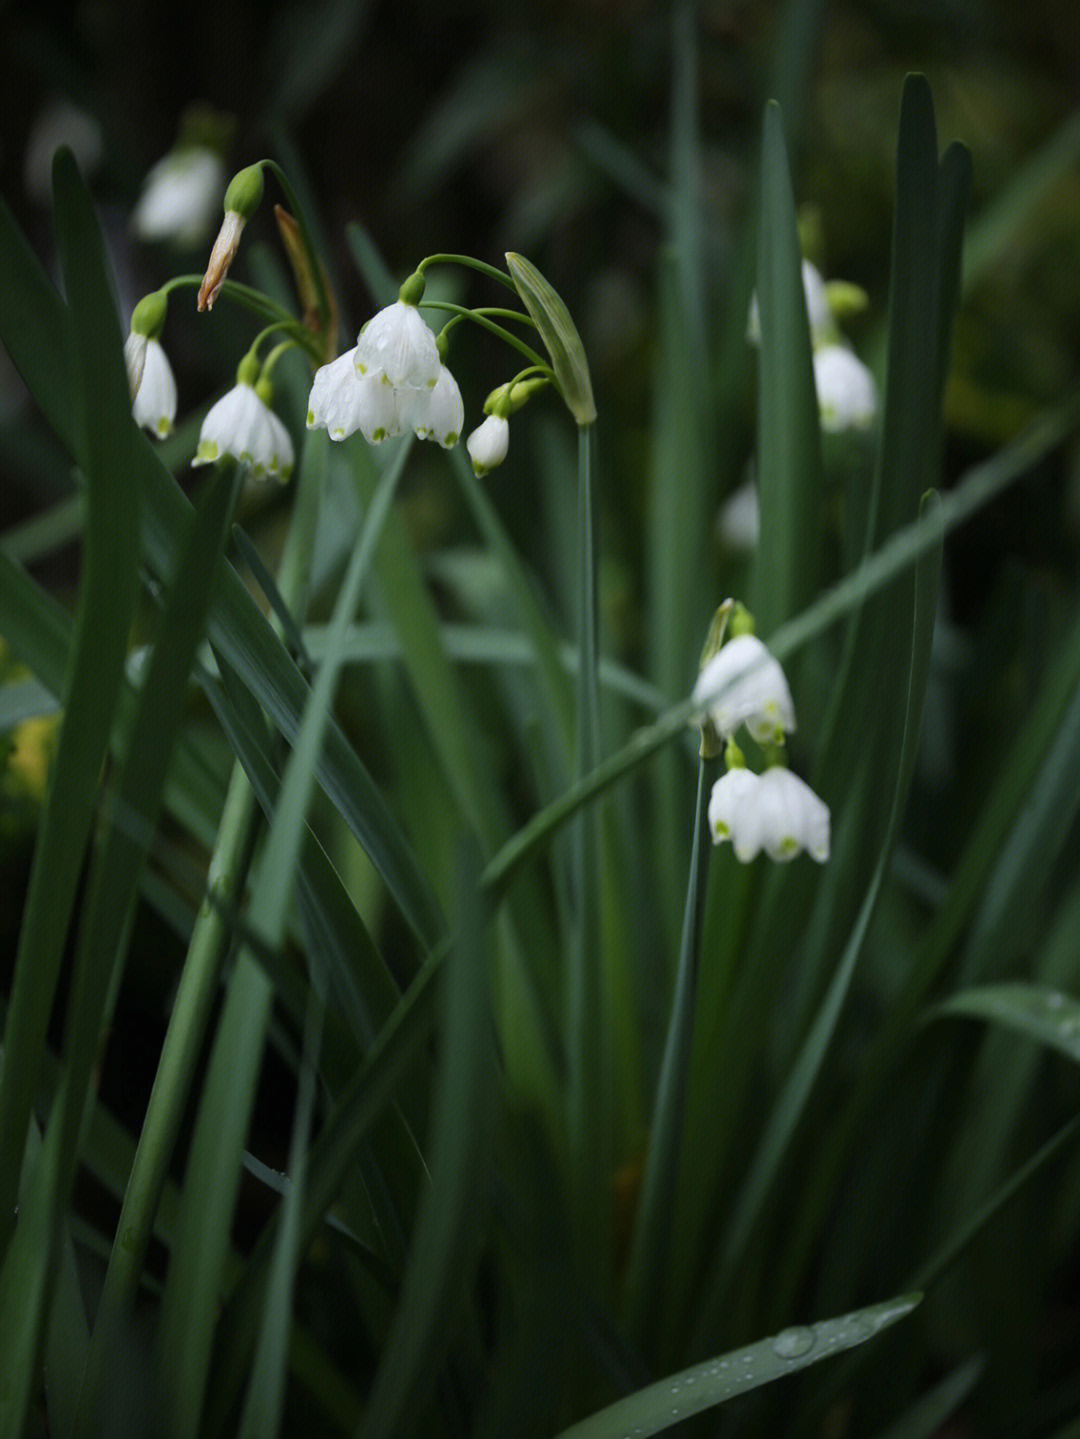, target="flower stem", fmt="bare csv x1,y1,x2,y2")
568,421,610,1290
422,301,550,371
417,252,520,293
161,273,295,327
